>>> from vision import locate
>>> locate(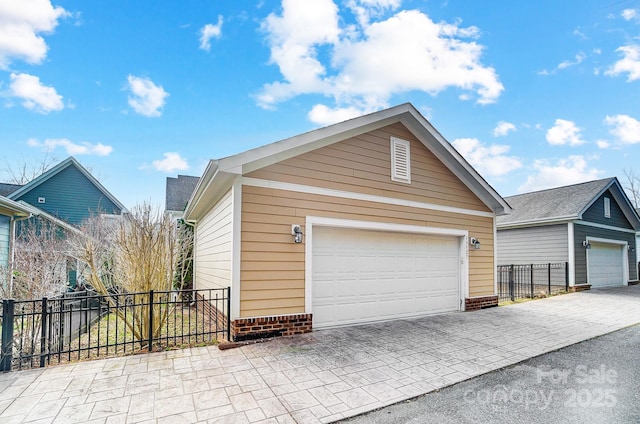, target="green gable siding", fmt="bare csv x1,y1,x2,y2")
13,165,122,225
0,215,9,268
582,187,633,229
